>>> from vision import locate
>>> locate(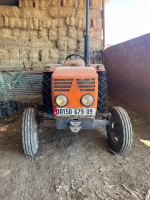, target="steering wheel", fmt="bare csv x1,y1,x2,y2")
65,54,84,60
